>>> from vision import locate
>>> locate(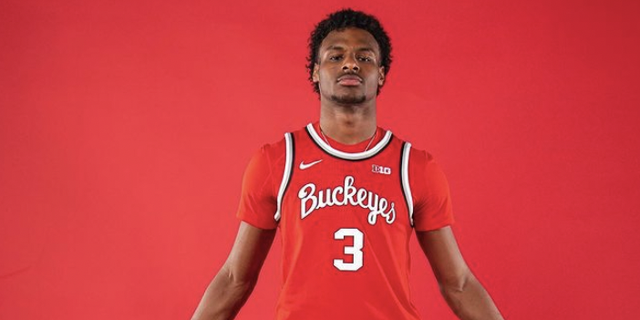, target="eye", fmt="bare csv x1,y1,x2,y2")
328,55,343,61
357,56,373,62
